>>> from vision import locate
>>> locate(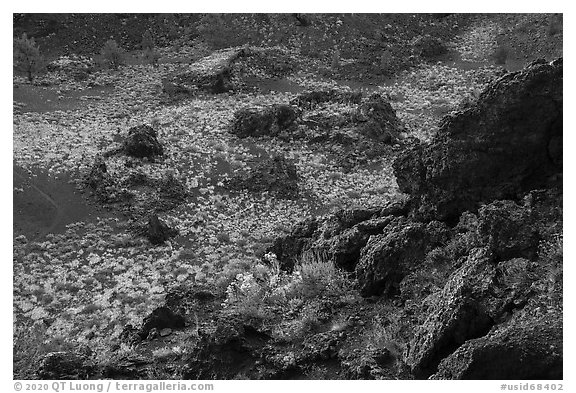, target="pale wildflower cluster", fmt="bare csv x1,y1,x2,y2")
222,272,263,307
